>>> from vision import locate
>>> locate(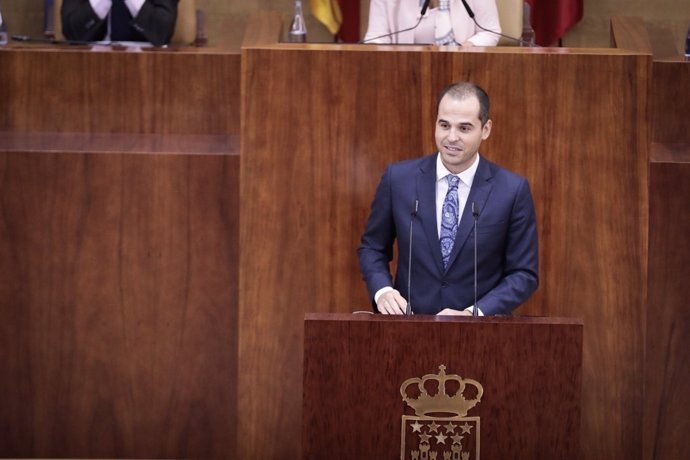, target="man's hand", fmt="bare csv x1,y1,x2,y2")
436,308,472,316
377,290,408,315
